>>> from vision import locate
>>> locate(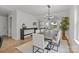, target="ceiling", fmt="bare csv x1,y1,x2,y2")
0,5,72,16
